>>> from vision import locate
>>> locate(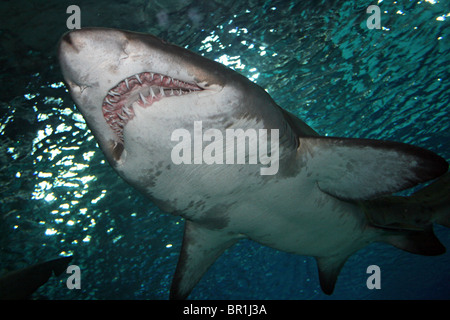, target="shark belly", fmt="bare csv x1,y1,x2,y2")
223,177,372,258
